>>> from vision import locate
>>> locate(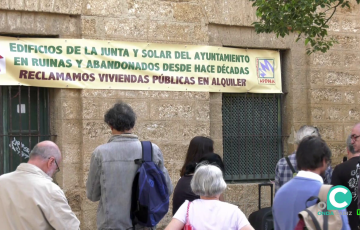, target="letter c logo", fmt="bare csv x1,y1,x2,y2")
329,187,348,208
327,185,352,210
